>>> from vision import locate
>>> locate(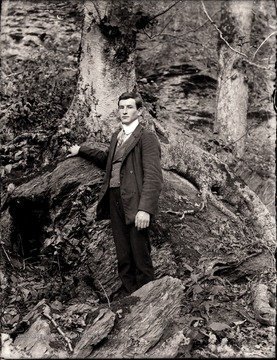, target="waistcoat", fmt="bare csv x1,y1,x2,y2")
109,135,133,188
